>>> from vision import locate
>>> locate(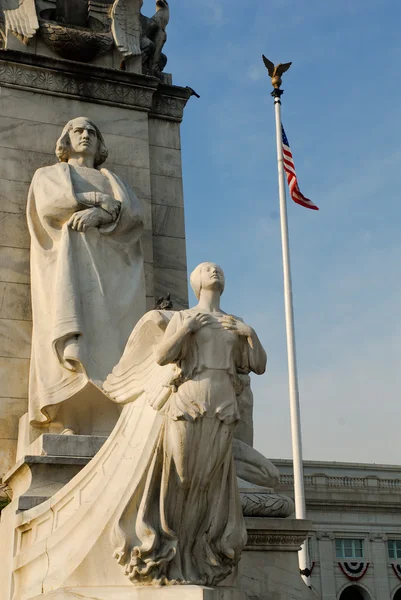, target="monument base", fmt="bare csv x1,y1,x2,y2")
30,586,247,600
240,518,318,600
